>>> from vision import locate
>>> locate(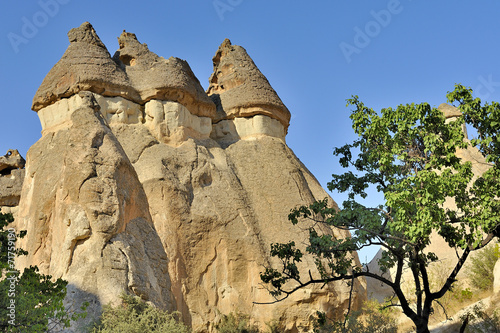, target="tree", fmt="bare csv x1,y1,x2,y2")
0,210,87,332
260,85,500,333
